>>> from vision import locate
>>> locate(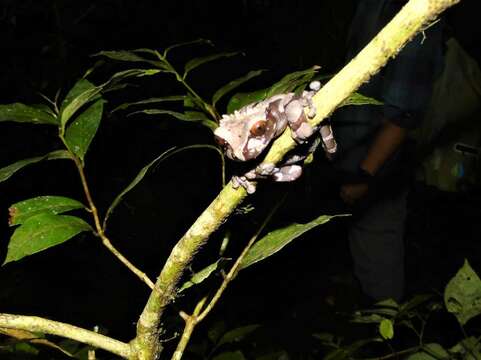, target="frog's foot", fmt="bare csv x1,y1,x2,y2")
256,163,303,182
232,175,257,194
272,165,303,182
284,99,314,142
319,122,337,159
